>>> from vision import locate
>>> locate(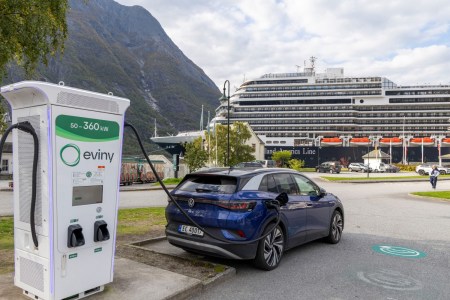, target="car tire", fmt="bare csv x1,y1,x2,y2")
439,170,446,175
326,210,343,244
418,170,425,175
253,224,284,271
329,169,333,174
